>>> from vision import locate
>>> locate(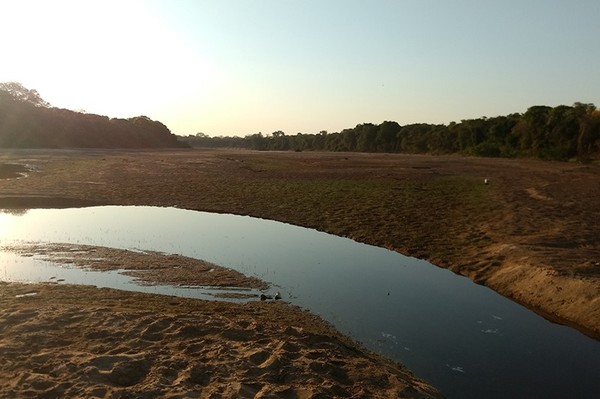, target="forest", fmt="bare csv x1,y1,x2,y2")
3,81,599,160
0,82,185,148
184,103,600,162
